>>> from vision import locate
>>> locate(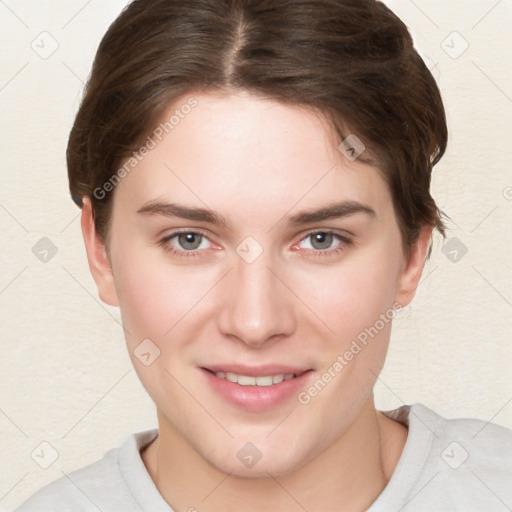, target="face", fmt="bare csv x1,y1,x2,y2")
85,90,426,477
